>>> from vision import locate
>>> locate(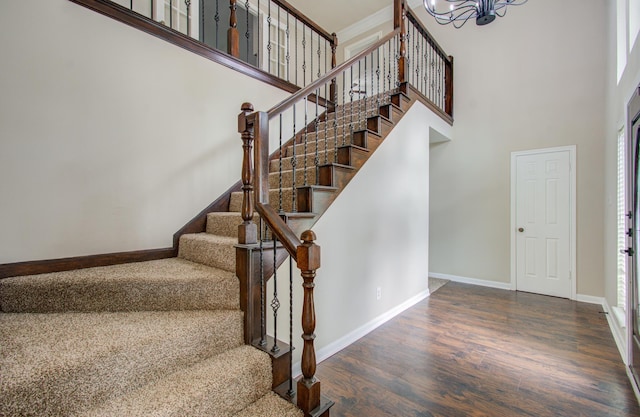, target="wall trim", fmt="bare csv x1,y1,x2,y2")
602,297,628,364
0,248,175,279
429,272,512,290
292,288,431,377
575,294,605,305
